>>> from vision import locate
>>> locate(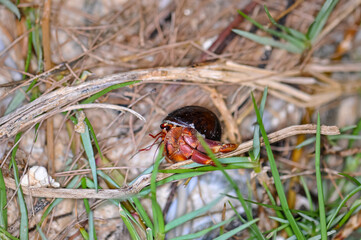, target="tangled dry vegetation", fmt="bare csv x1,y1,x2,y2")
0,0,361,239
